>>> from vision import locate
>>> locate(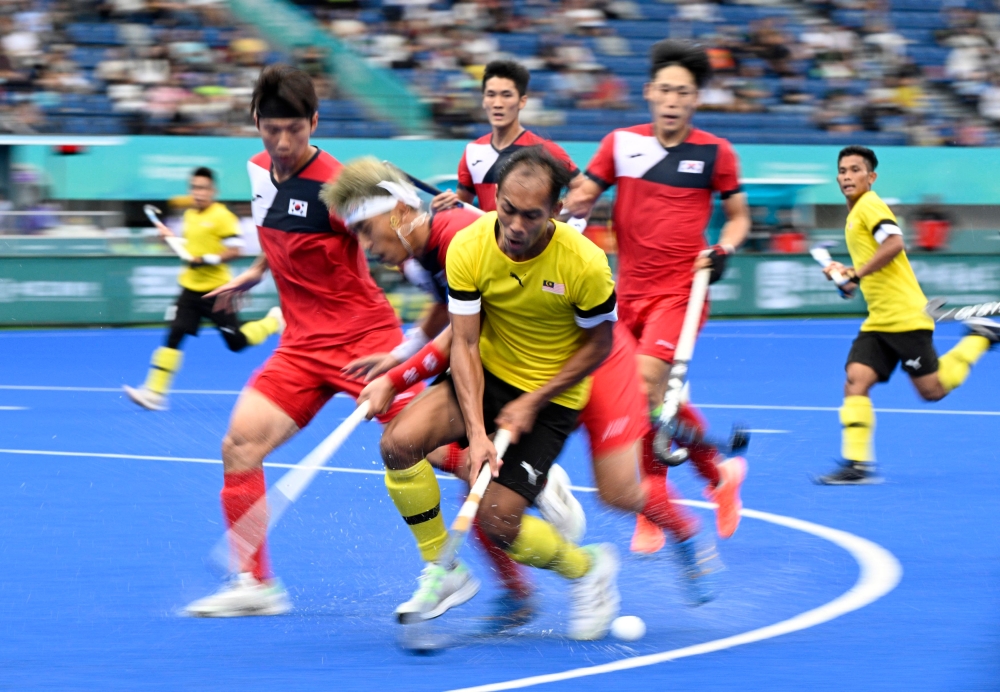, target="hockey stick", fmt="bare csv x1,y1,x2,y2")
652,267,711,465
144,204,194,262
398,428,511,625
810,242,855,299
925,297,1000,323
381,162,485,217
209,401,371,574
